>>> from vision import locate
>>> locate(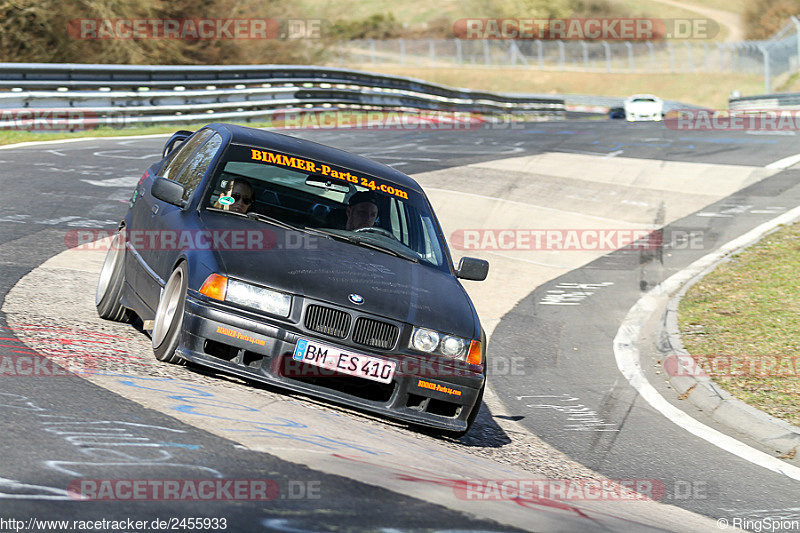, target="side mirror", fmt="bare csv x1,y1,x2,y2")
151,177,186,207
162,130,194,158
456,257,489,281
